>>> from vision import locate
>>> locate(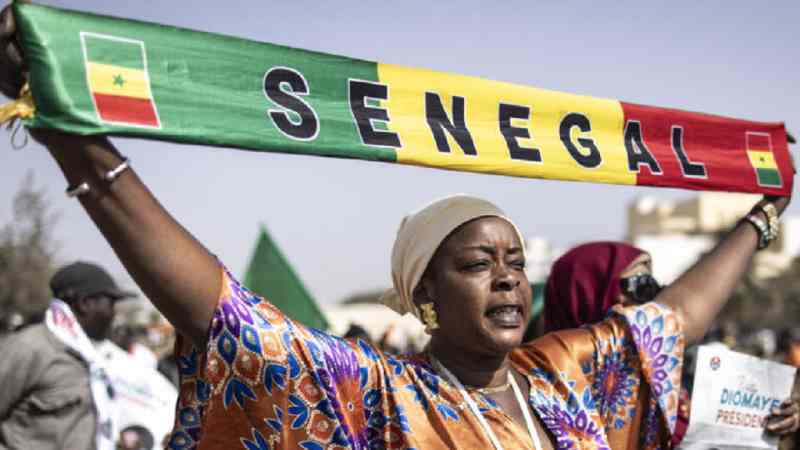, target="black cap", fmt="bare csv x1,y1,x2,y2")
50,262,137,302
